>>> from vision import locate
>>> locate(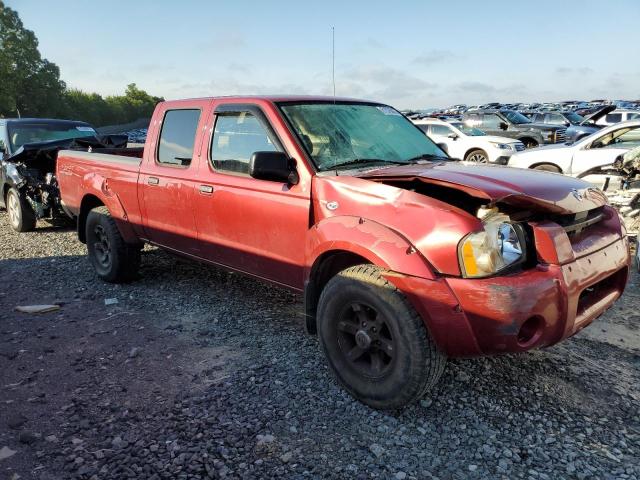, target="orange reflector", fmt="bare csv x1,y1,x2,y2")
461,241,478,276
